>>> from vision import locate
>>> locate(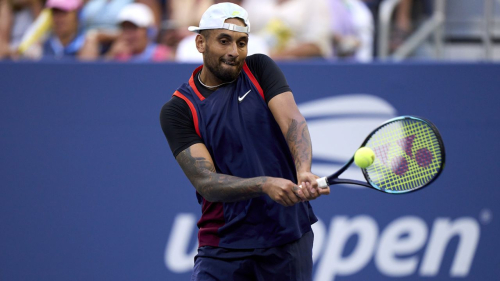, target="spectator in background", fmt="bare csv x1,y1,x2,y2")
160,0,213,58
175,0,269,63
243,0,332,60
391,0,412,51
80,0,162,32
168,0,212,29
101,2,172,62
41,0,87,60
136,0,162,29
80,0,133,34
328,0,374,62
391,0,431,52
0,0,43,59
78,0,163,60
78,0,134,56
